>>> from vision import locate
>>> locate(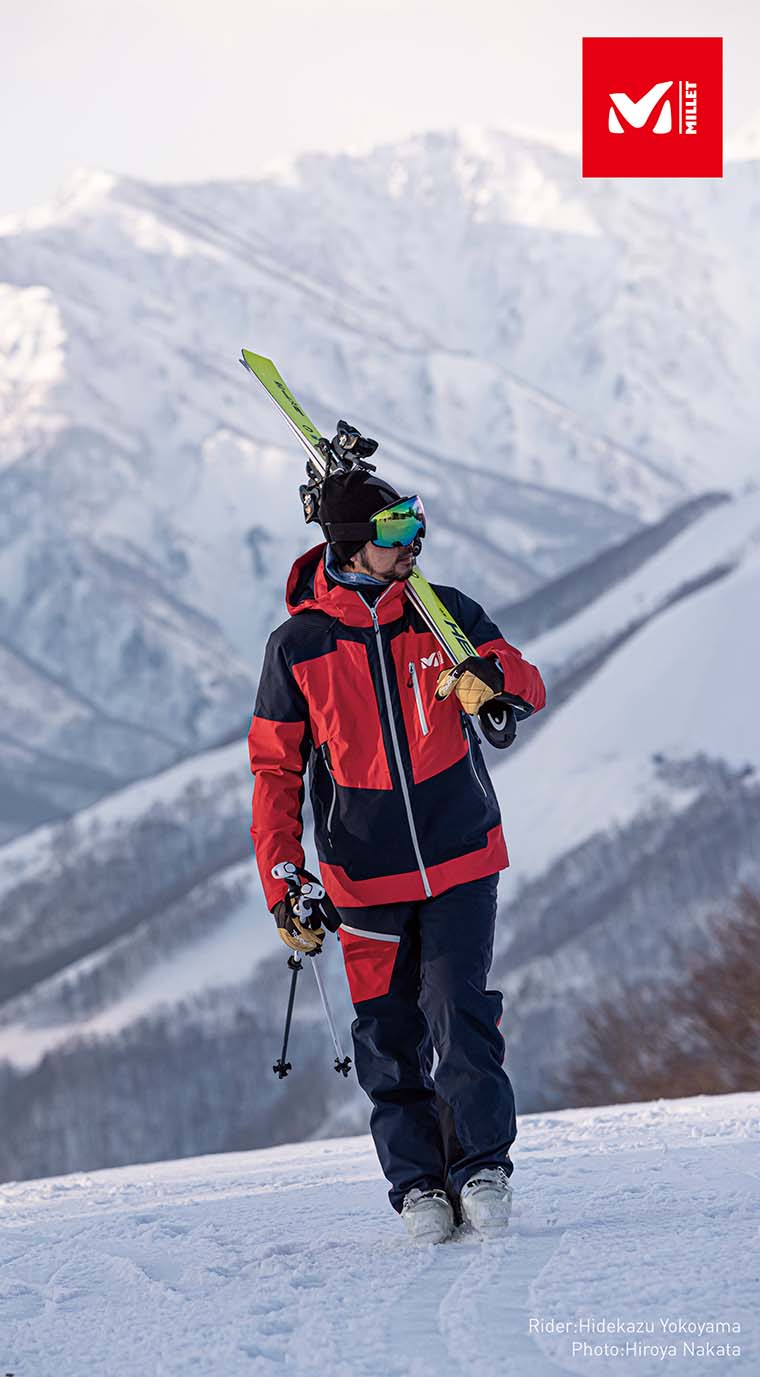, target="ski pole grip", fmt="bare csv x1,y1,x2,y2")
272,860,300,885
271,860,326,922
